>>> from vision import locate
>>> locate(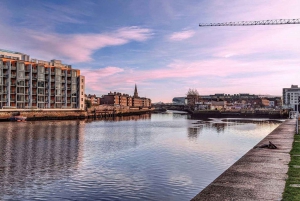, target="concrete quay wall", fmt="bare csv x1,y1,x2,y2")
0,108,153,121
191,119,296,201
